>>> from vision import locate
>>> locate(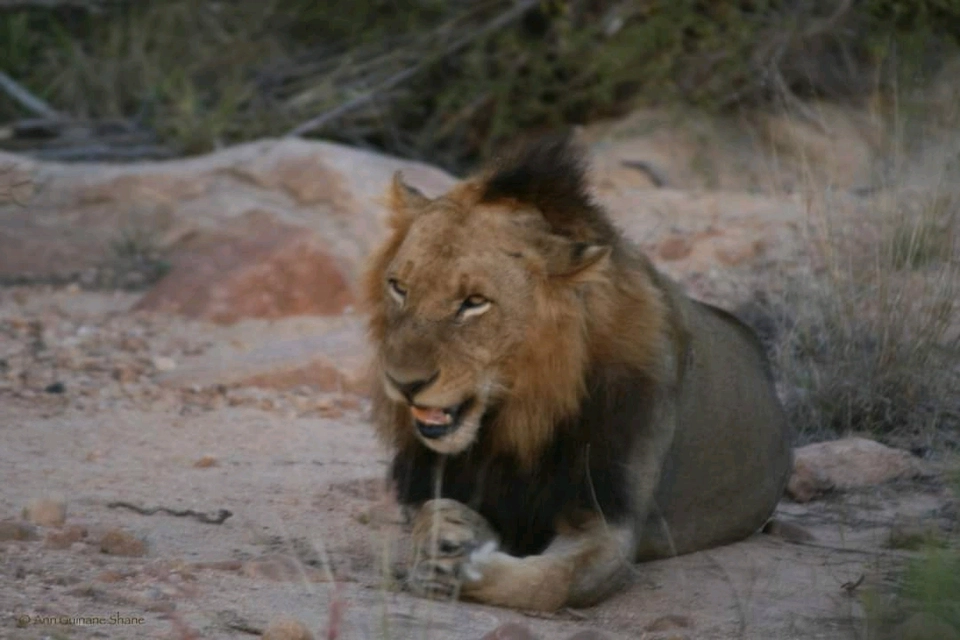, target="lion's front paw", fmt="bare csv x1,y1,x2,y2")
408,554,463,599
408,499,498,599
408,540,500,600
